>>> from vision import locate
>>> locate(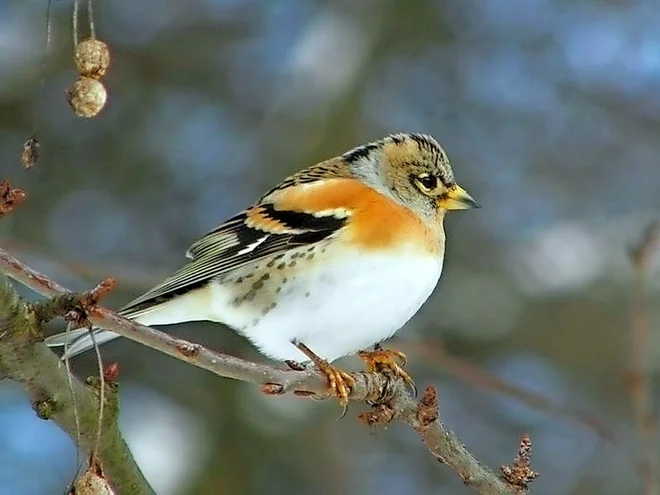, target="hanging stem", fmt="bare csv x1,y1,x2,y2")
87,0,96,38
